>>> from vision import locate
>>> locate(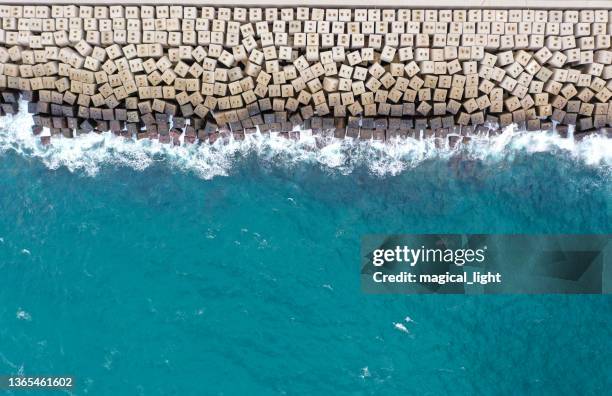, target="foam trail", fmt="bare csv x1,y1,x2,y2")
0,101,610,180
